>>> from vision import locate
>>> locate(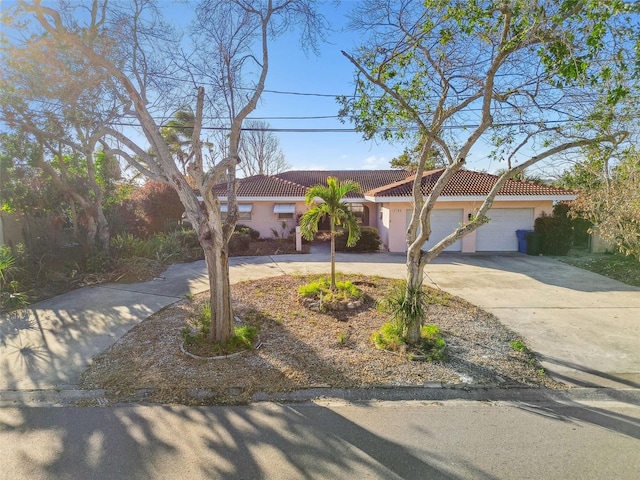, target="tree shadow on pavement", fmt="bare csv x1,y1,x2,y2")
0,403,473,480
514,394,640,442
540,354,640,389
0,291,176,390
